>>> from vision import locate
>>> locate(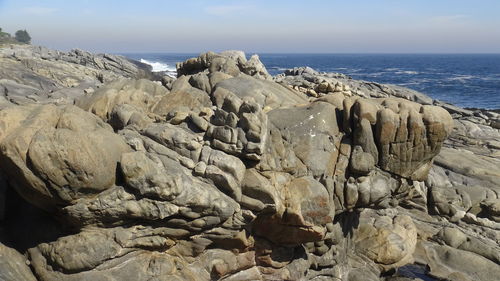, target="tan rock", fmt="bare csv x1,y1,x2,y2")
77,78,167,119
354,210,417,272
345,98,454,180
0,105,129,209
0,242,37,281
252,176,332,245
